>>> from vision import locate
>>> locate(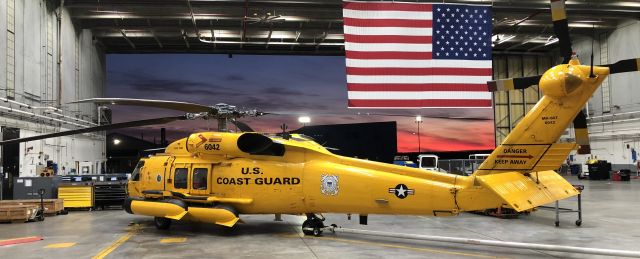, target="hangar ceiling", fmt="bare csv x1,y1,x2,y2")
65,0,640,55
